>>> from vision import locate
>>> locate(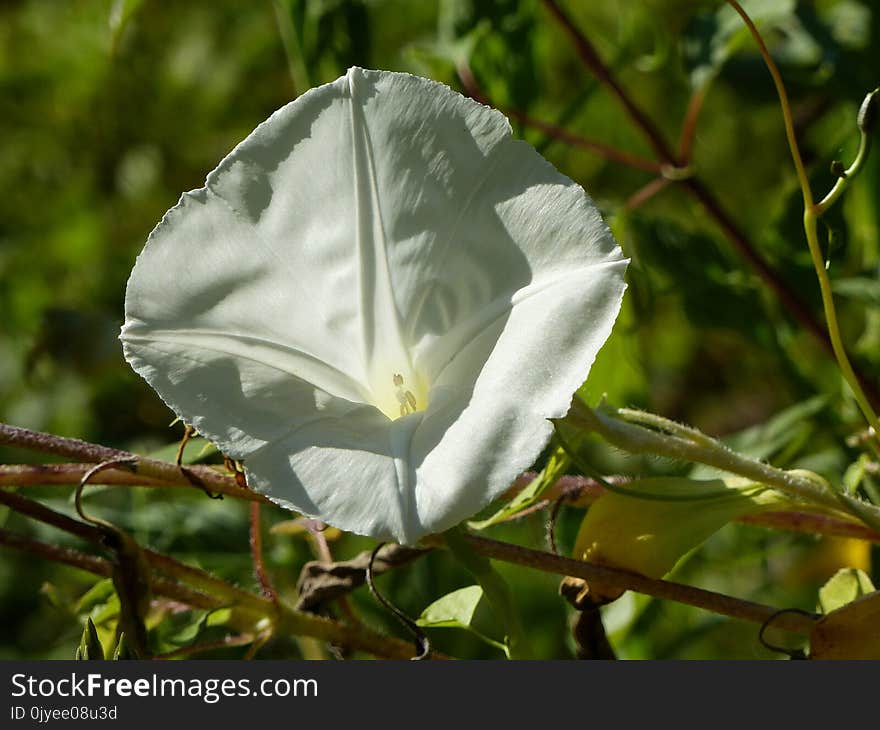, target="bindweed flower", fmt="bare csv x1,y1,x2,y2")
120,67,627,544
